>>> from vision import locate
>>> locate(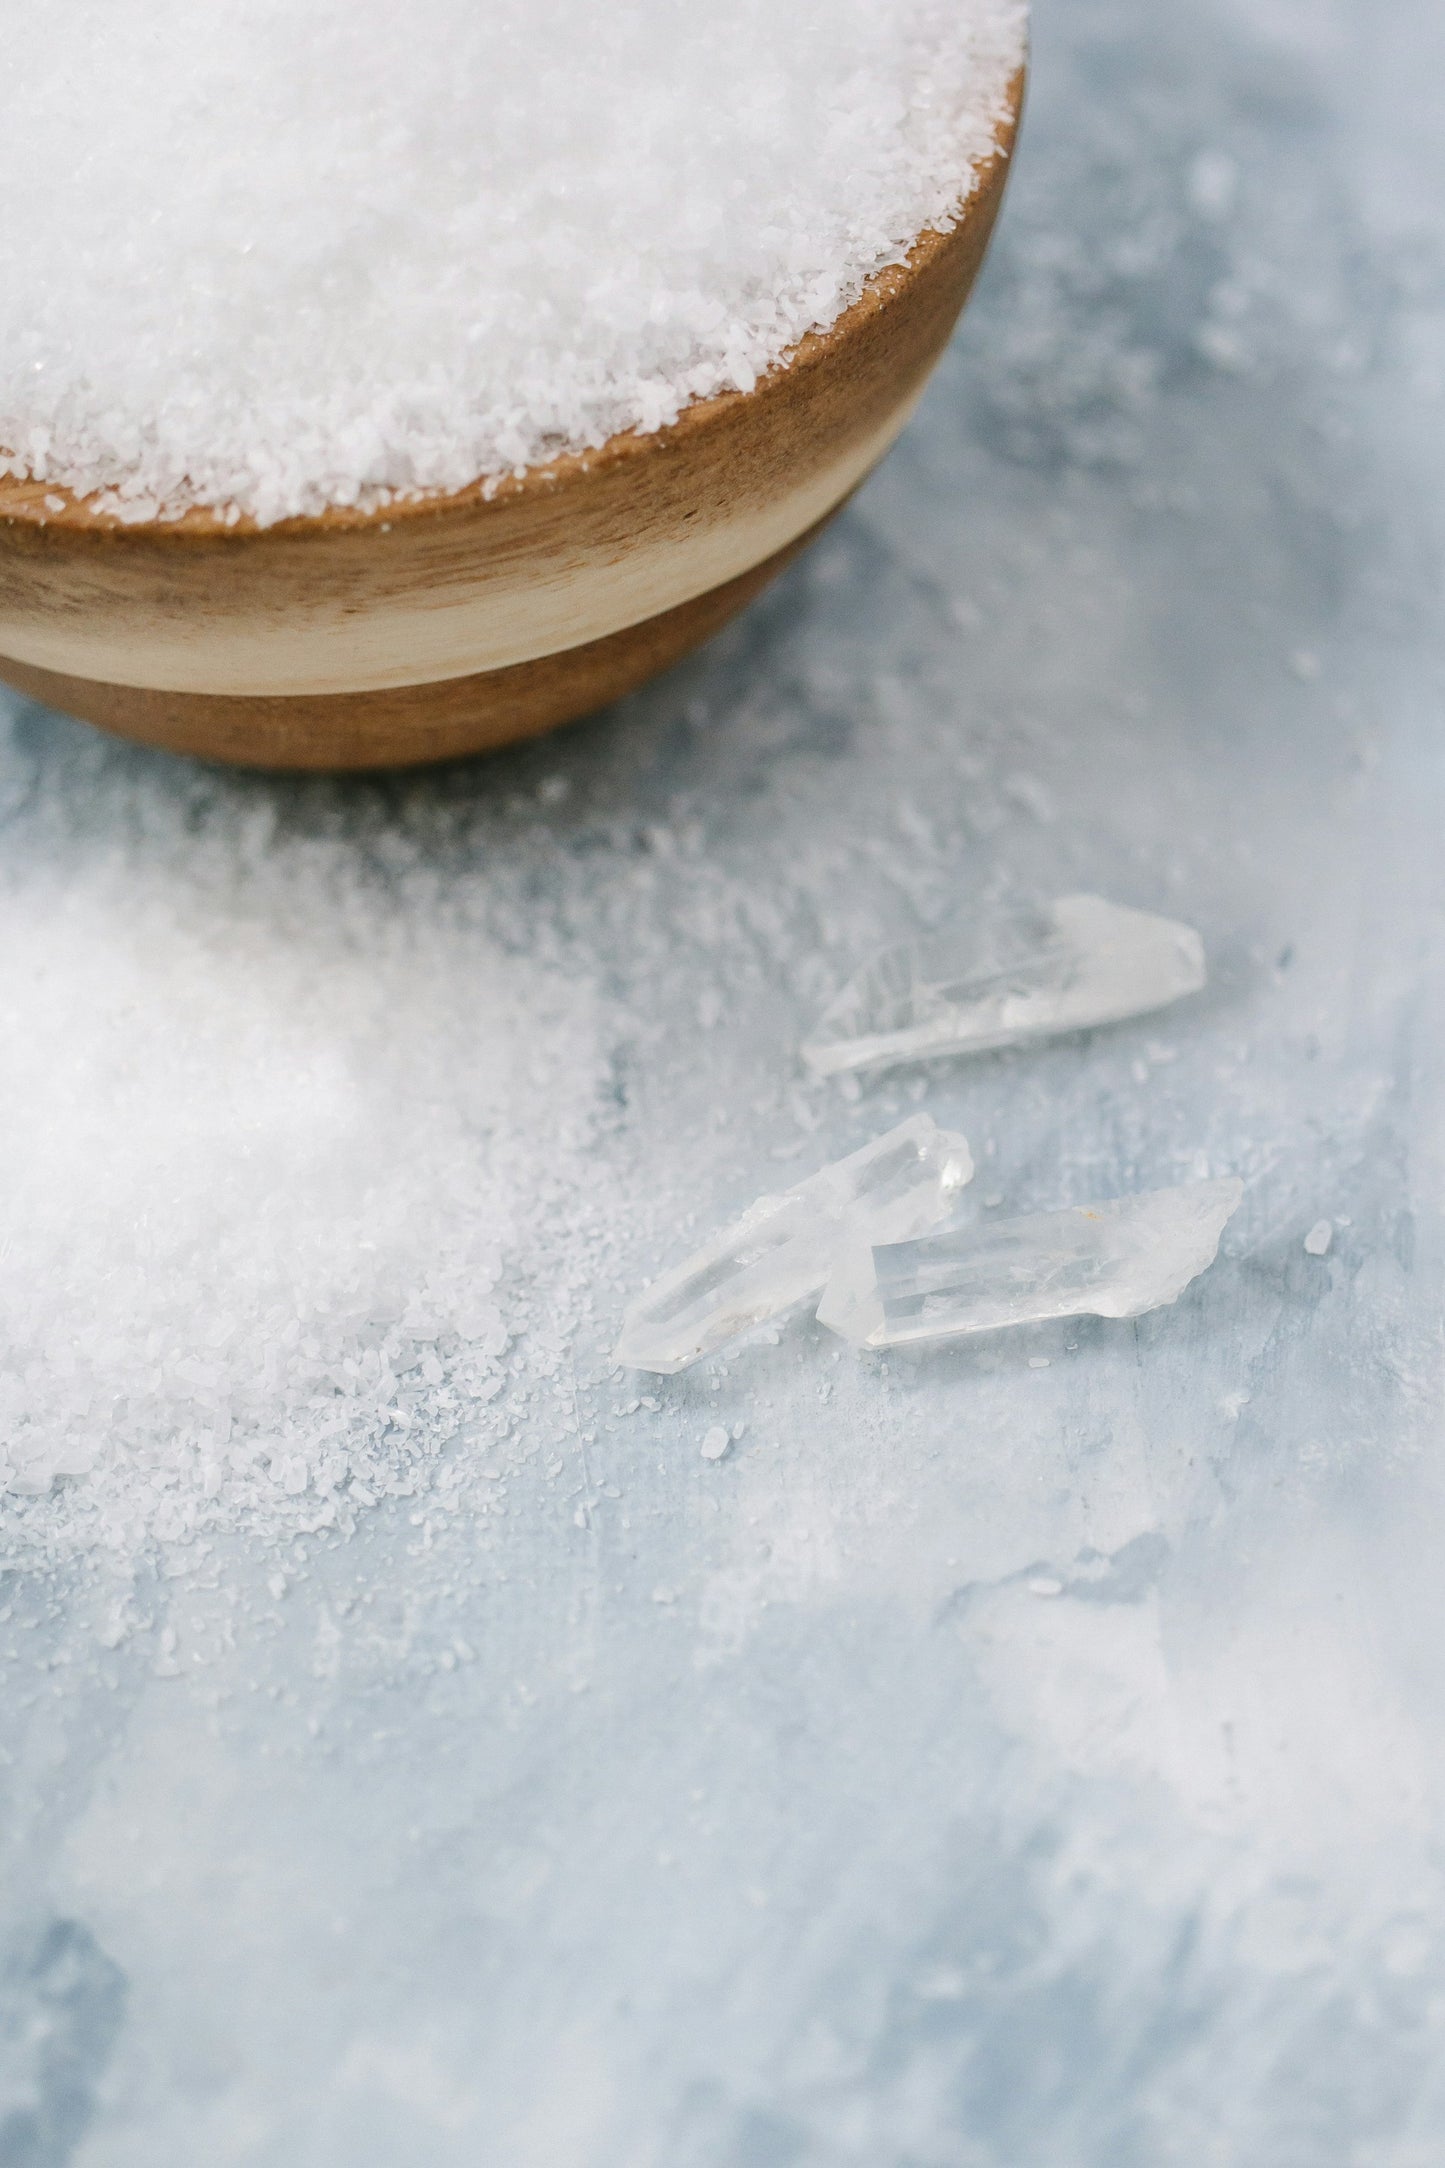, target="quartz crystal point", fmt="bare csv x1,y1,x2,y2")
615,1115,974,1374
802,896,1207,1078
817,1178,1243,1350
